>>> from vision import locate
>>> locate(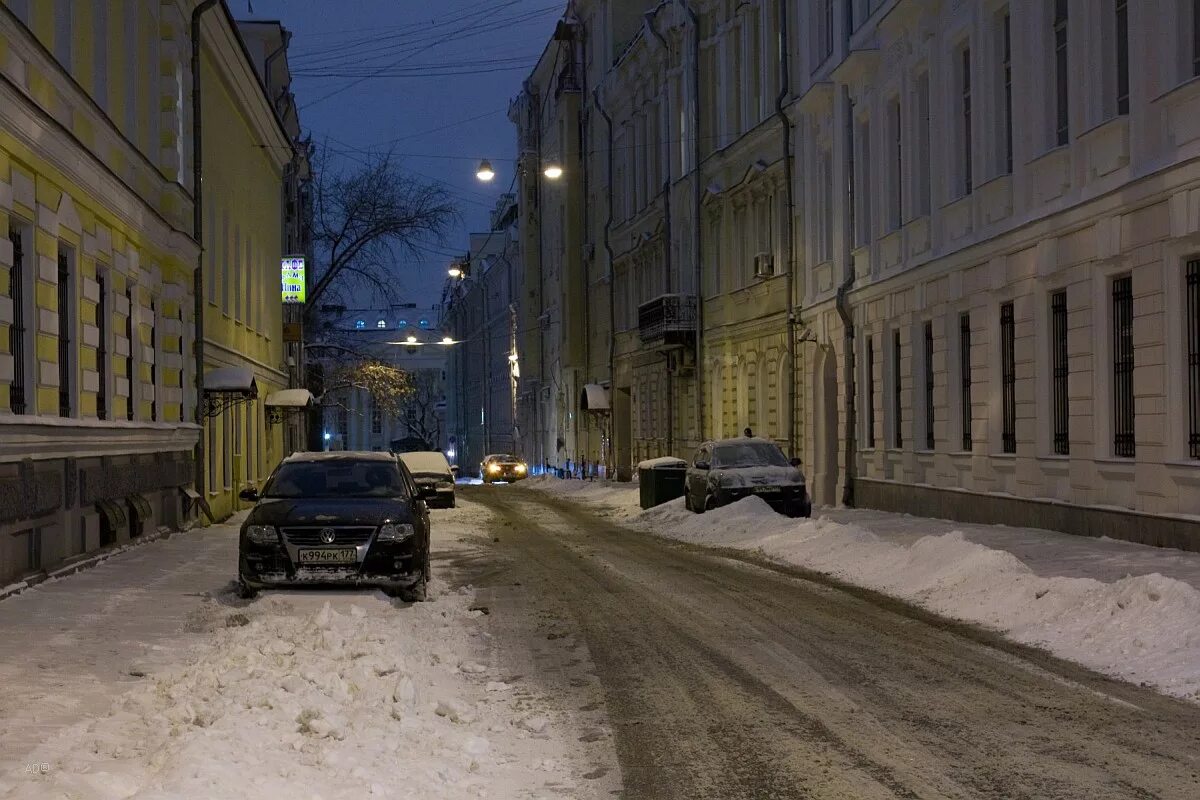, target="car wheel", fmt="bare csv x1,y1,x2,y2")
703,492,718,512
